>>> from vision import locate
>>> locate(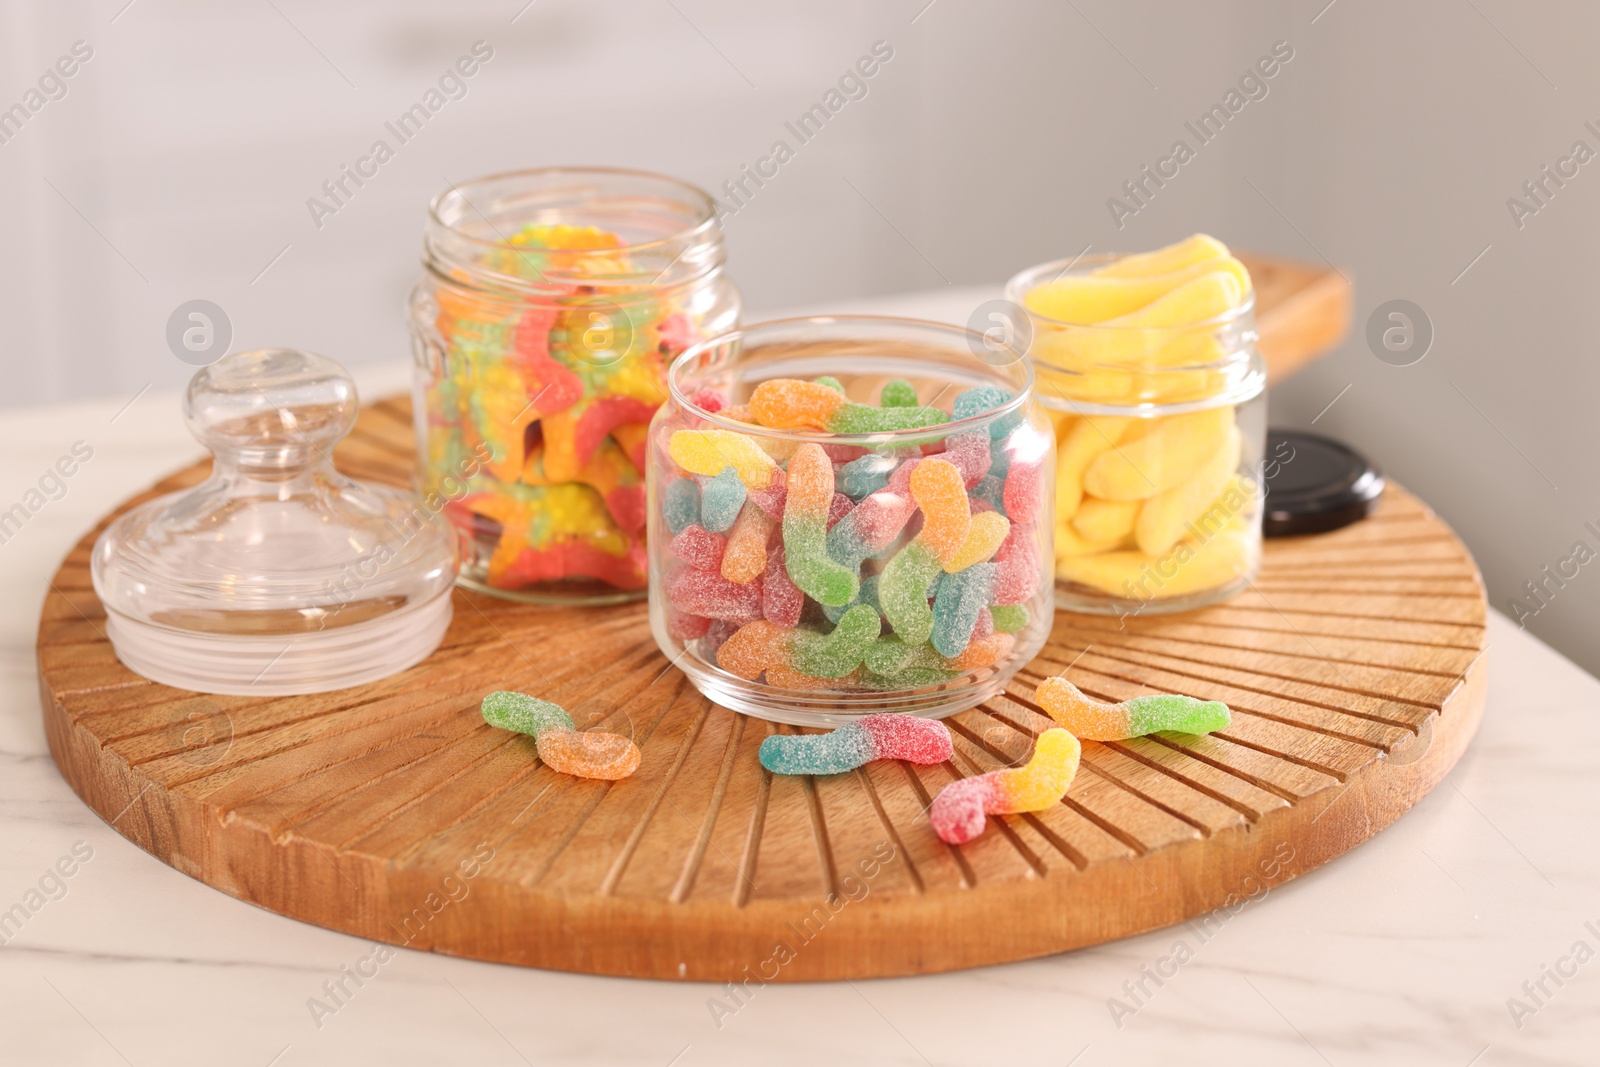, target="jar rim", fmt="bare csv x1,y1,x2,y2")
1004,252,1258,332
424,166,724,296
667,314,1036,444
429,165,719,252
